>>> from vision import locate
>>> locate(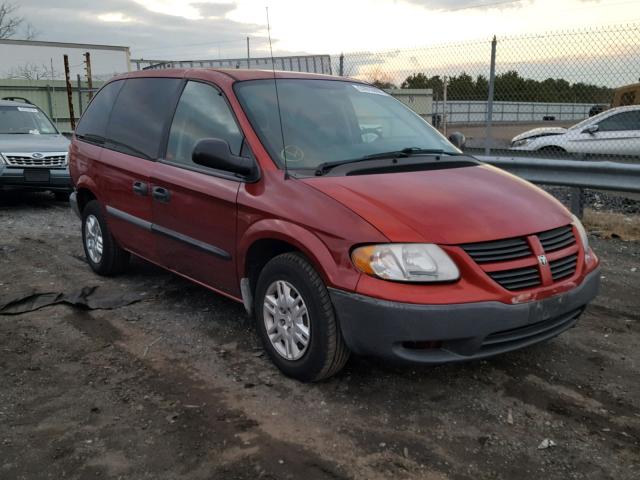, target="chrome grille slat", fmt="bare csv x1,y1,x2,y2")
5,152,67,168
